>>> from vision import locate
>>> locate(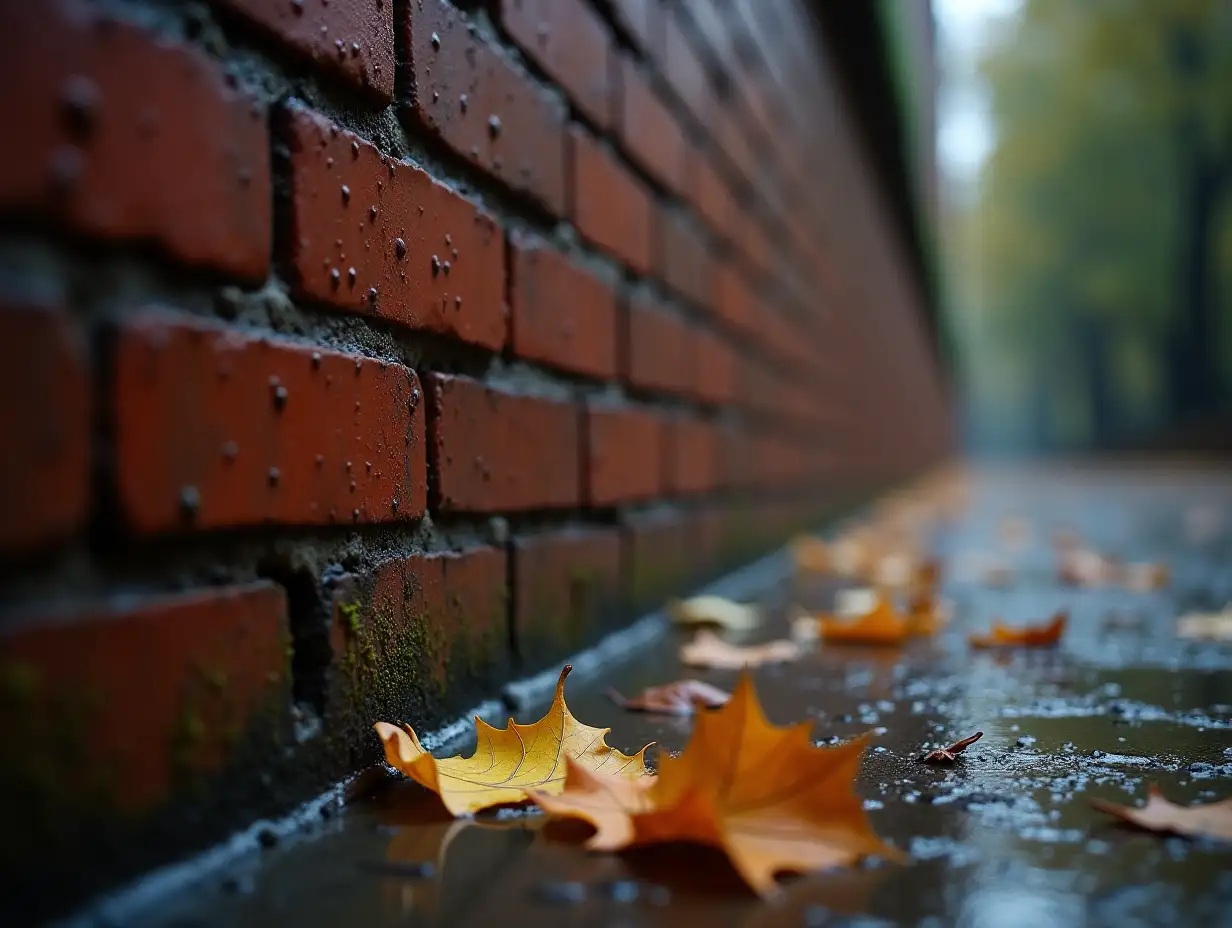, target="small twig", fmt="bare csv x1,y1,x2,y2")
921,731,984,764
